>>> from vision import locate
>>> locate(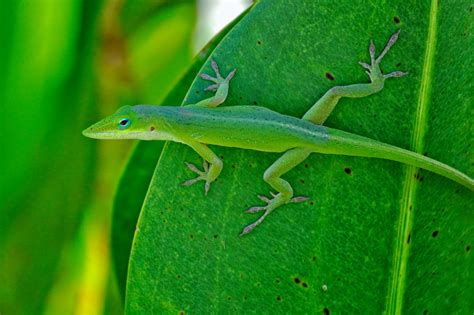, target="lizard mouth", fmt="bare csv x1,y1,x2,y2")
82,128,113,139
82,121,118,139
